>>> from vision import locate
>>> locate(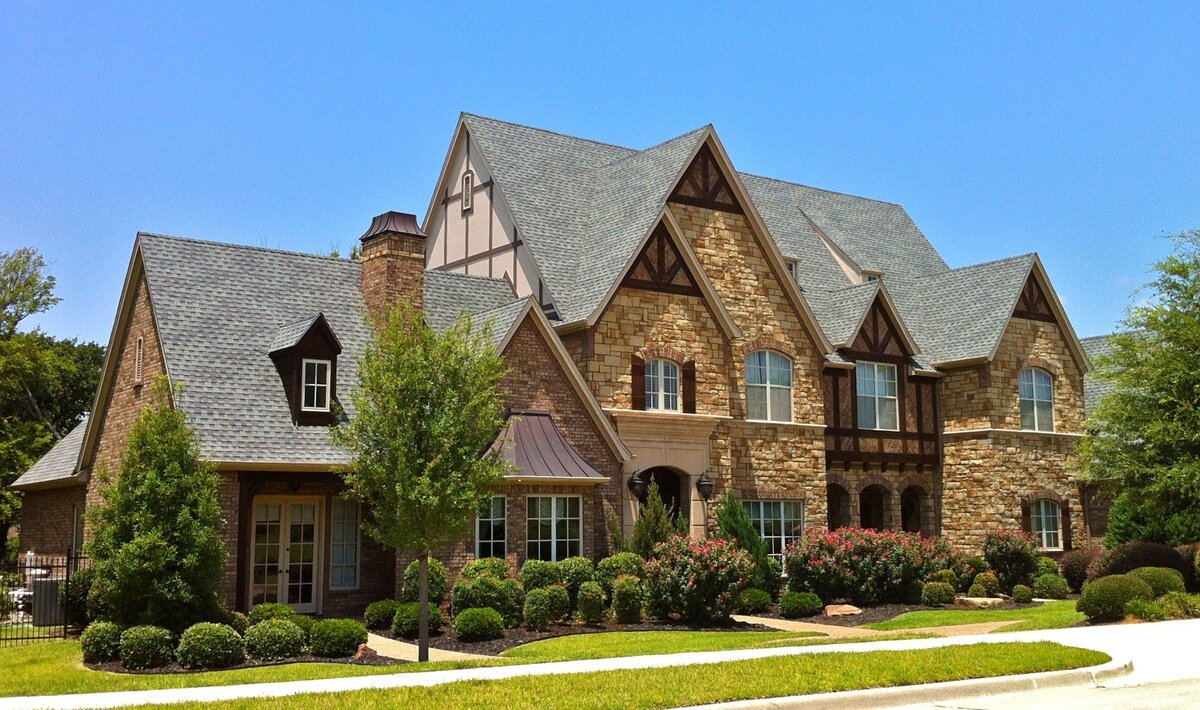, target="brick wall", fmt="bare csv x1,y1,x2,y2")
360,233,425,323
17,486,85,556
